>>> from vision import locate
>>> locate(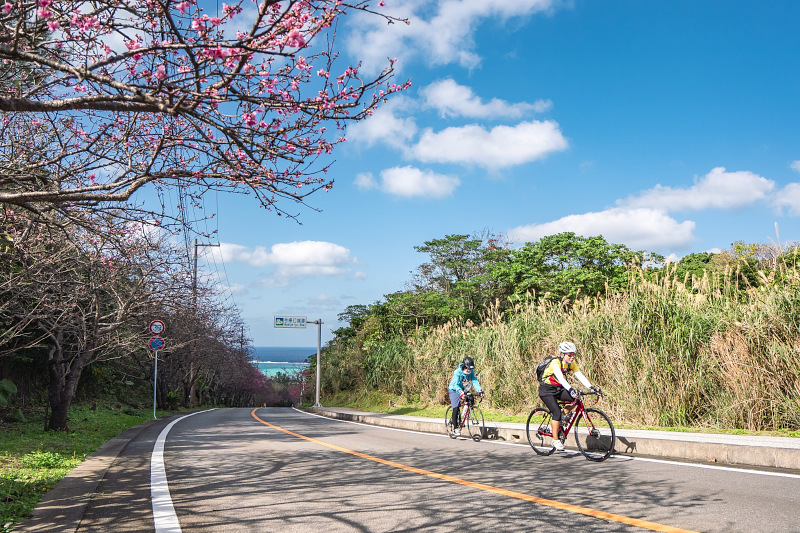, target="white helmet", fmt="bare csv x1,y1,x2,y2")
558,341,577,354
